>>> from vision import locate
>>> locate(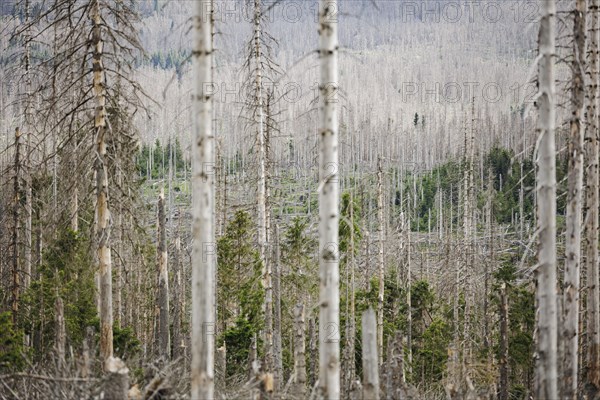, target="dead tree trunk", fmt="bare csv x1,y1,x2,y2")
273,225,283,389
55,296,66,369
102,357,130,399
377,157,385,364
172,234,183,360
535,0,558,397
362,308,380,400
499,283,509,400
157,188,170,359
309,317,317,390
11,128,22,325
191,1,215,398
293,303,307,398
586,0,600,393
318,0,340,398
91,0,114,365
563,0,587,397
